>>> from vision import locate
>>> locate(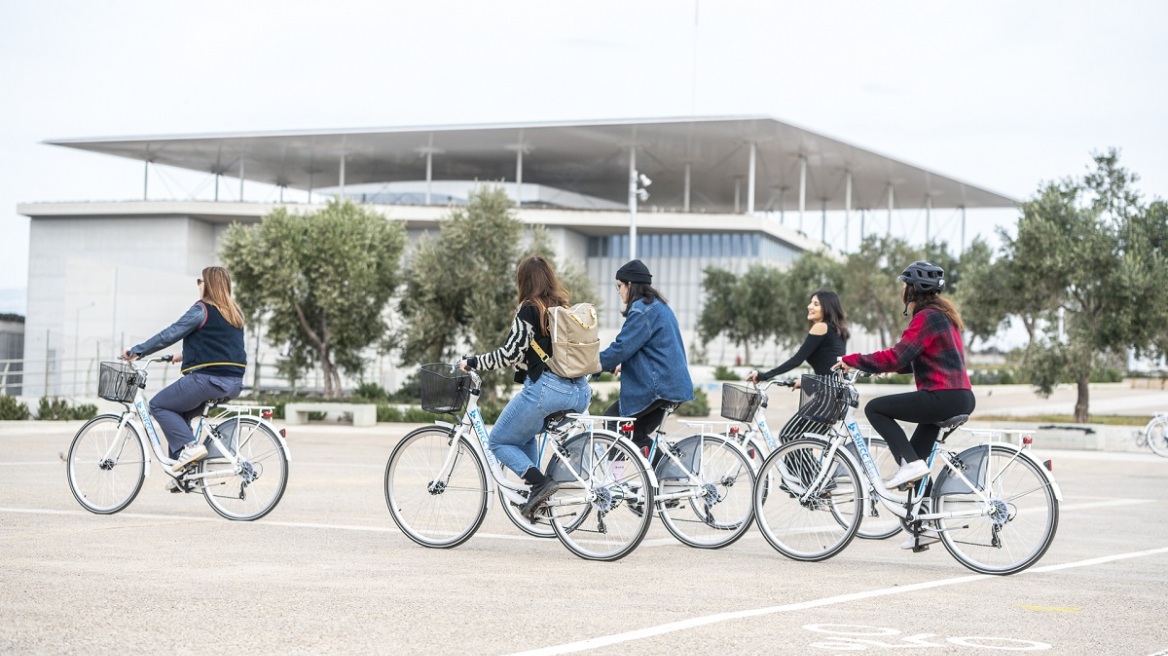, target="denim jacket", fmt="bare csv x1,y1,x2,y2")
600,299,694,416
